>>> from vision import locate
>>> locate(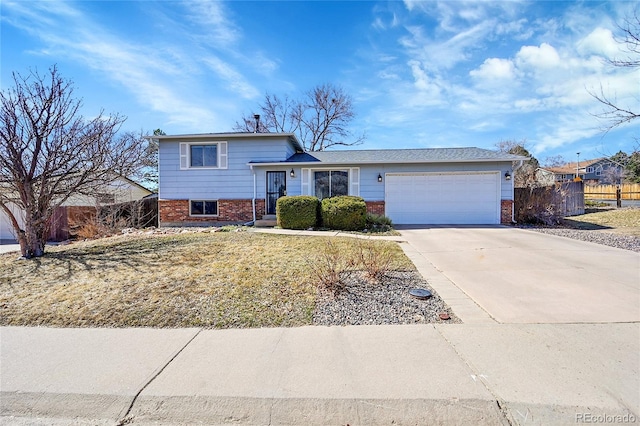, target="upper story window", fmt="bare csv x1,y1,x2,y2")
586,166,594,173
191,145,217,167
180,142,228,170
